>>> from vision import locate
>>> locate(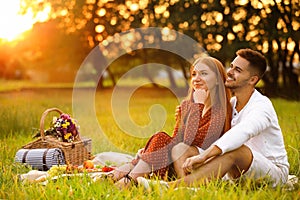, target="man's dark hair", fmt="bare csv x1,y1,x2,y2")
236,48,267,79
